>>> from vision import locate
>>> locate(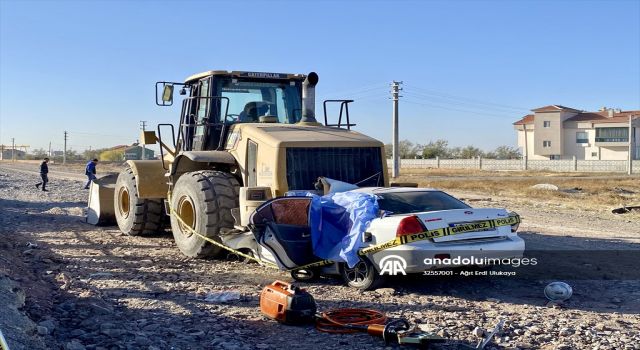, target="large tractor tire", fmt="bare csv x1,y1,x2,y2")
114,167,164,236
169,170,240,258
